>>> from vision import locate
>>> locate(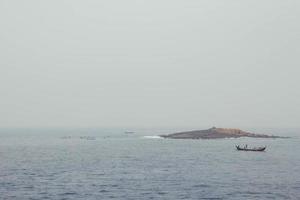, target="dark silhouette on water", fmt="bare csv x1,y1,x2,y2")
236,145,266,152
